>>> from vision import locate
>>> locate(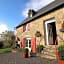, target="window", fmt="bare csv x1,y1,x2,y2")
23,24,27,32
